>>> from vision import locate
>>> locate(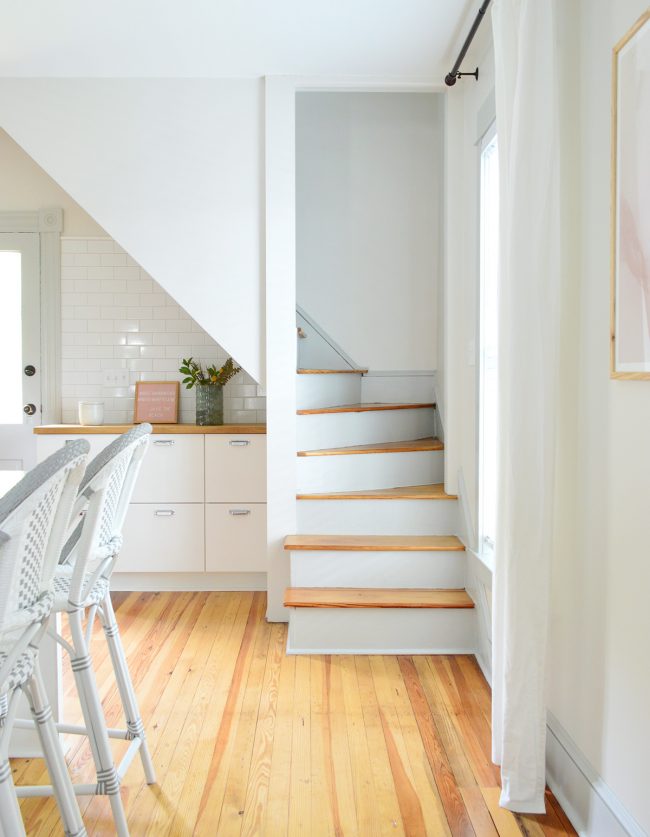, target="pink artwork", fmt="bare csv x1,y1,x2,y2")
133,381,180,424
612,12,650,377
